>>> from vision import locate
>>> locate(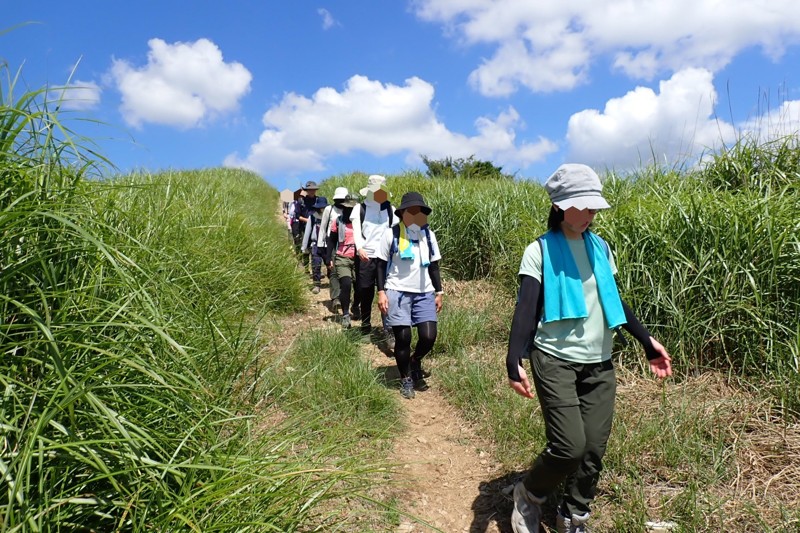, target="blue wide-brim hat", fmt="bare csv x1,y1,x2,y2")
312,196,329,209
